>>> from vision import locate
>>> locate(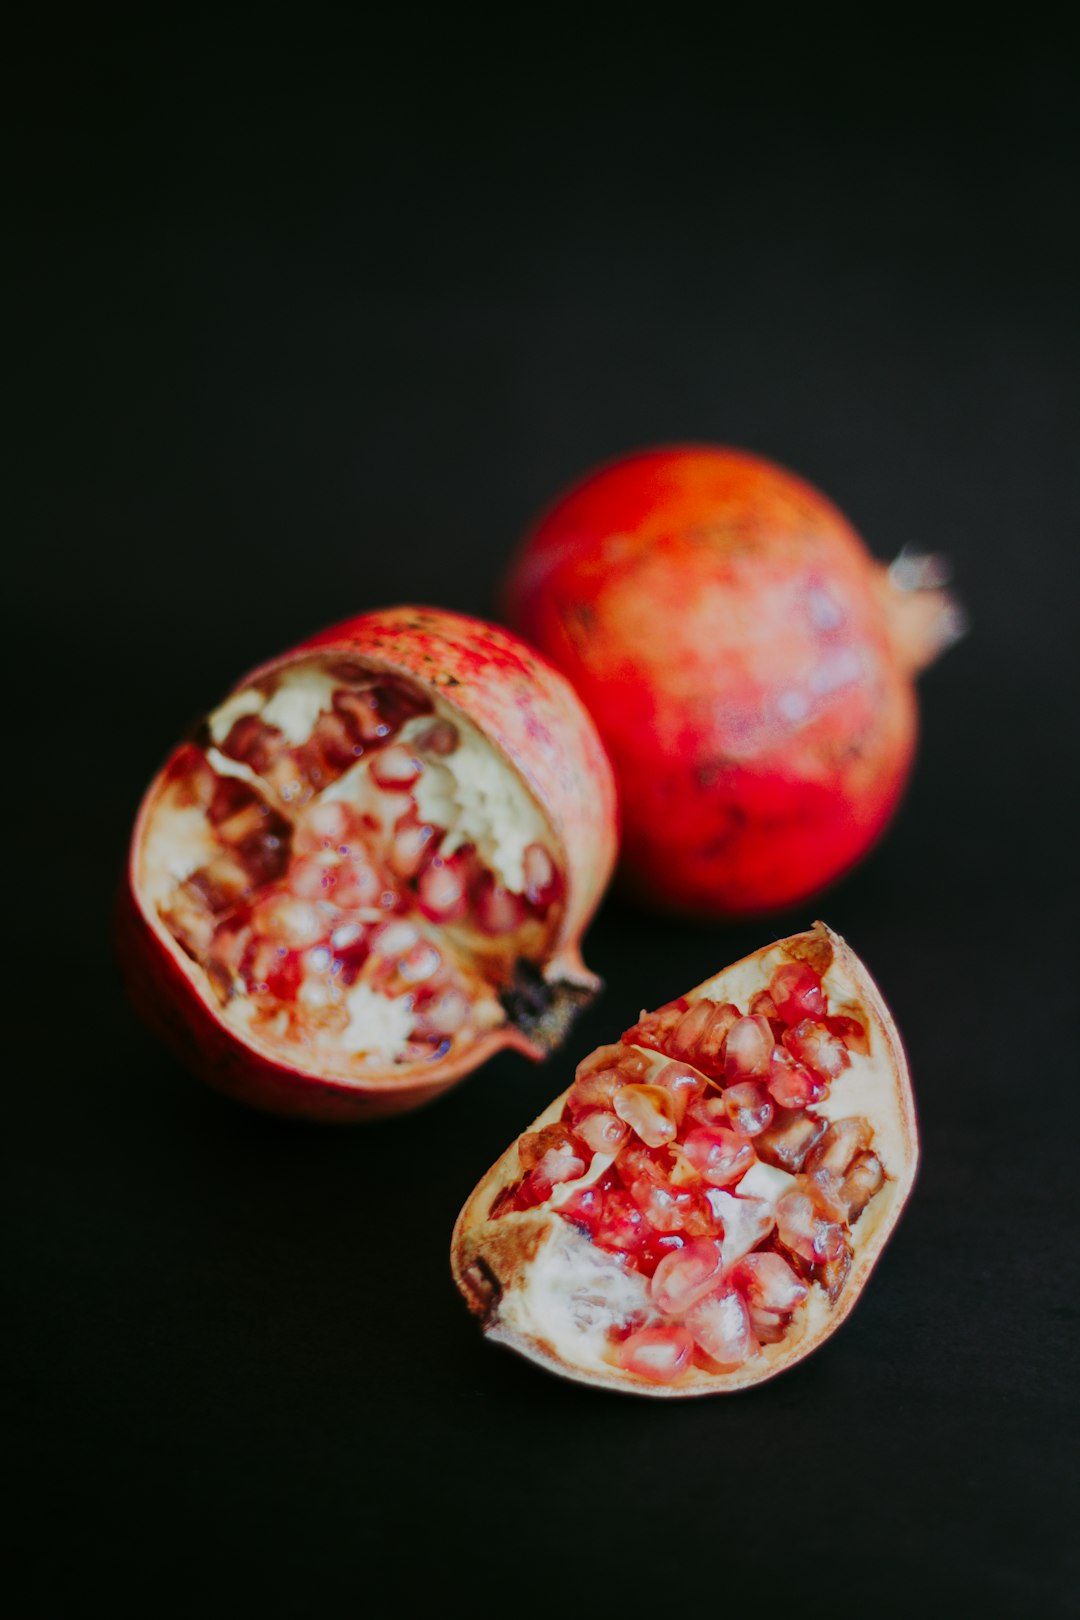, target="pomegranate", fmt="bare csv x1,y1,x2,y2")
503,446,963,917
452,922,918,1395
119,607,617,1121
